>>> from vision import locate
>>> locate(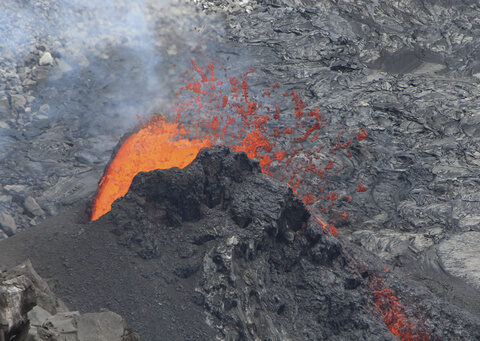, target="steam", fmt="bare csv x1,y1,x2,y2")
0,0,225,134
1,1,148,55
